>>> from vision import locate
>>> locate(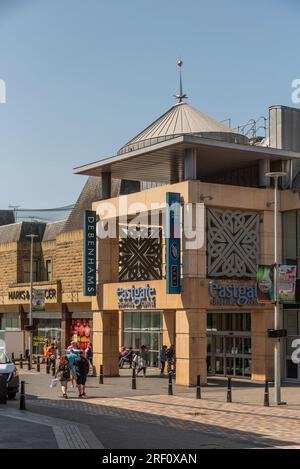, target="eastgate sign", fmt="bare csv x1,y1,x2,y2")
209,282,258,306
116,285,156,308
